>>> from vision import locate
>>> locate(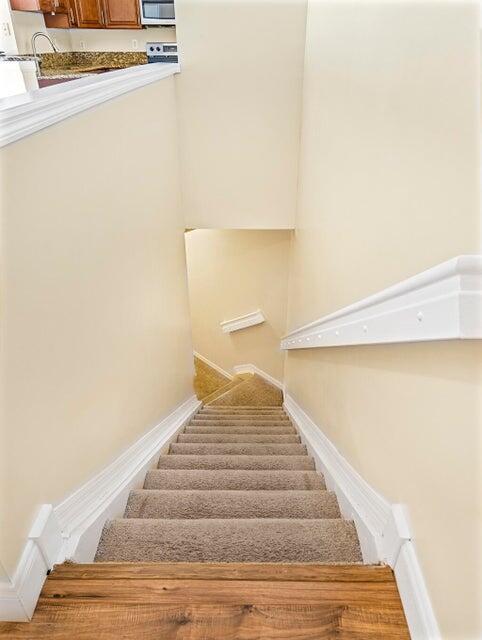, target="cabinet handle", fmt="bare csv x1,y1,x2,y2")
69,6,74,22
100,8,105,24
